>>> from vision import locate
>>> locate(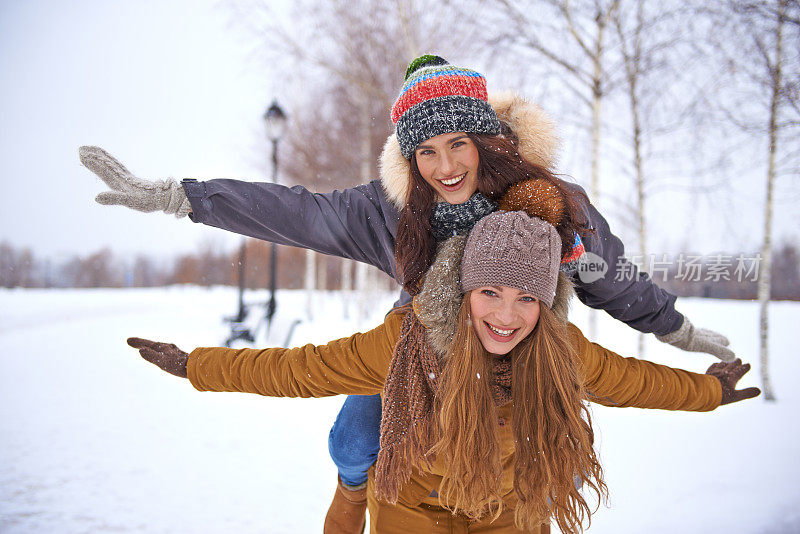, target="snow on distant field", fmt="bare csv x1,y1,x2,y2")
0,287,798,533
